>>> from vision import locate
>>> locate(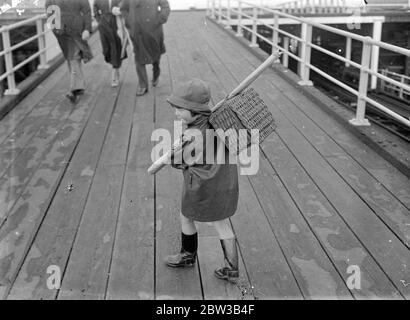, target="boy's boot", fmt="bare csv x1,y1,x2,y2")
165,232,197,268
214,237,239,282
